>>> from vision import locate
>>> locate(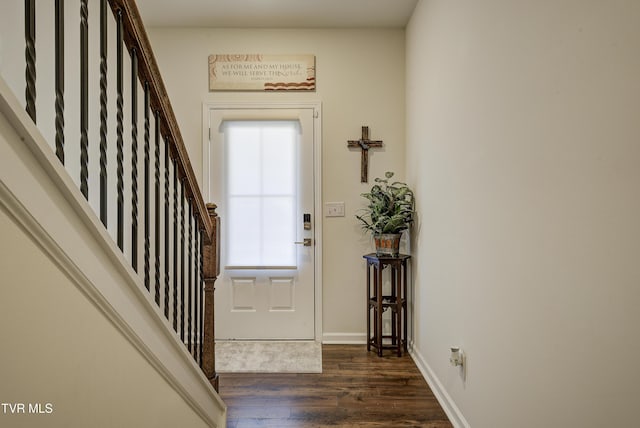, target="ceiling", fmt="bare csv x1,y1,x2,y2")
135,0,419,29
